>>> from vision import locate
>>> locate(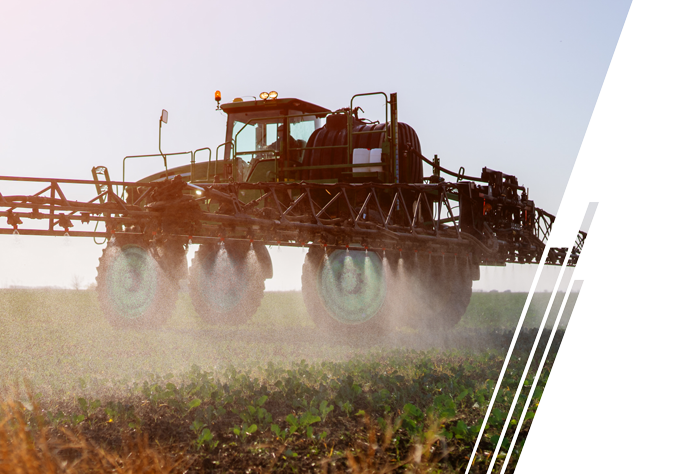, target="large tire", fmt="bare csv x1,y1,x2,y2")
188,241,267,325
96,236,180,329
417,255,473,331
384,253,472,332
302,247,391,338
154,237,188,283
